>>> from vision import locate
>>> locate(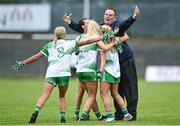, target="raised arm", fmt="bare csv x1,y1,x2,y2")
69,21,84,33
117,17,135,35
63,12,84,33
116,6,140,35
